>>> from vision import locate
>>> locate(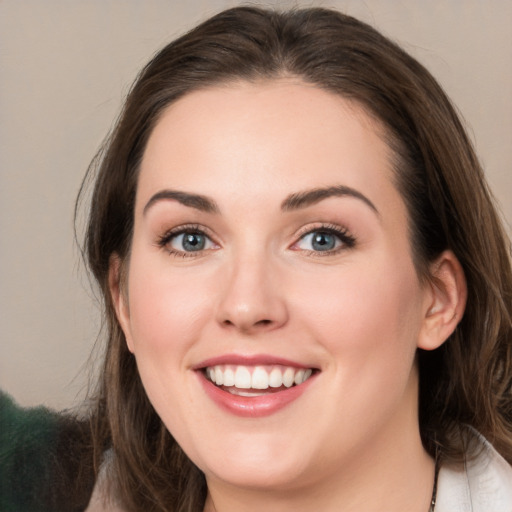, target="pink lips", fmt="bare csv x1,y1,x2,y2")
194,354,317,418
194,354,310,369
